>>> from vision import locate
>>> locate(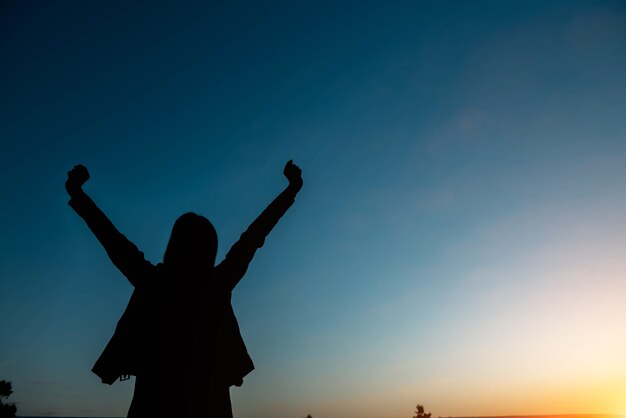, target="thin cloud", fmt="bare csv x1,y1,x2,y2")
32,379,63,386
